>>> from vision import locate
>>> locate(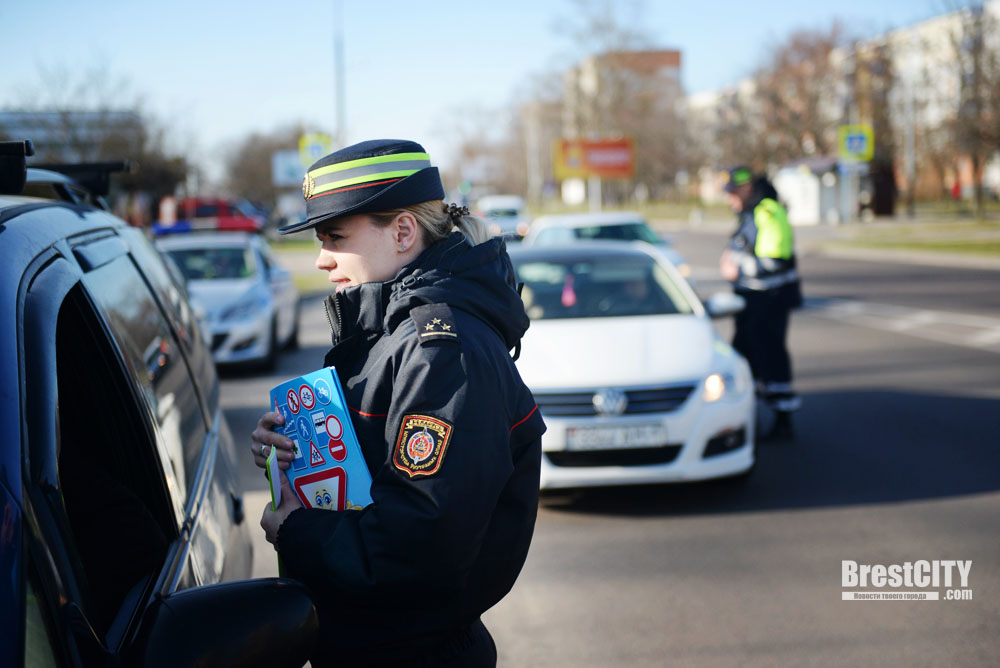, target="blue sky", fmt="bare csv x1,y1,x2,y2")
0,0,958,181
